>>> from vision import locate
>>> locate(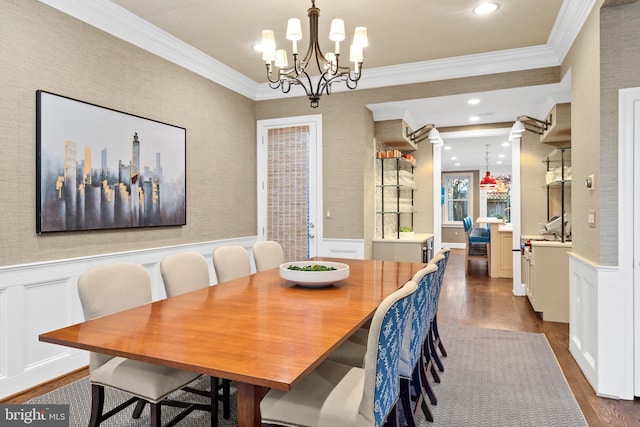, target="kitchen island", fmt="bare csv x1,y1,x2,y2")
476,217,513,278
372,233,434,263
